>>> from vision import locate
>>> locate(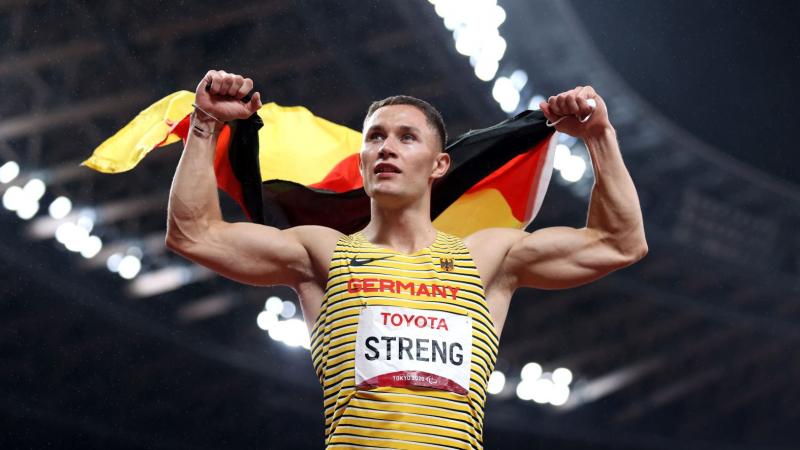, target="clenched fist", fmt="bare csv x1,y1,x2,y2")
194,70,263,123
539,85,611,139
